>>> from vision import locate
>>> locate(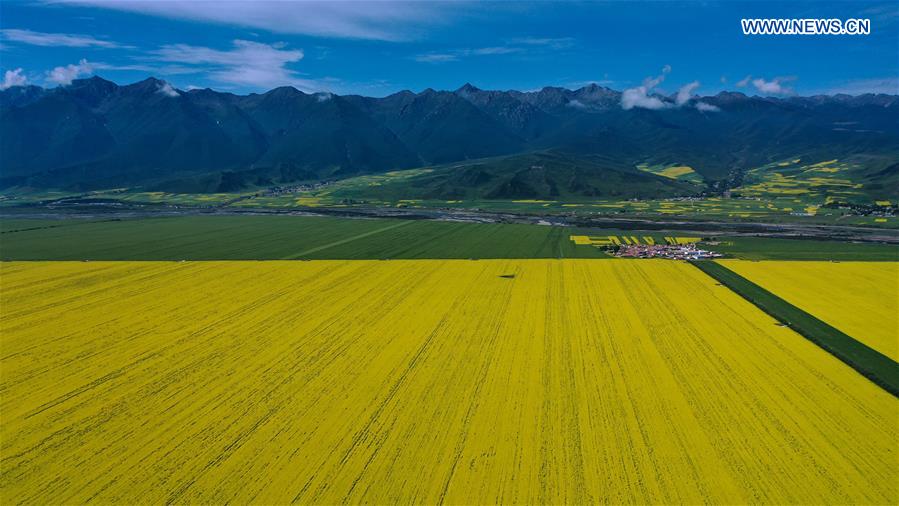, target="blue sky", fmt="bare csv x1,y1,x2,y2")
0,1,896,97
